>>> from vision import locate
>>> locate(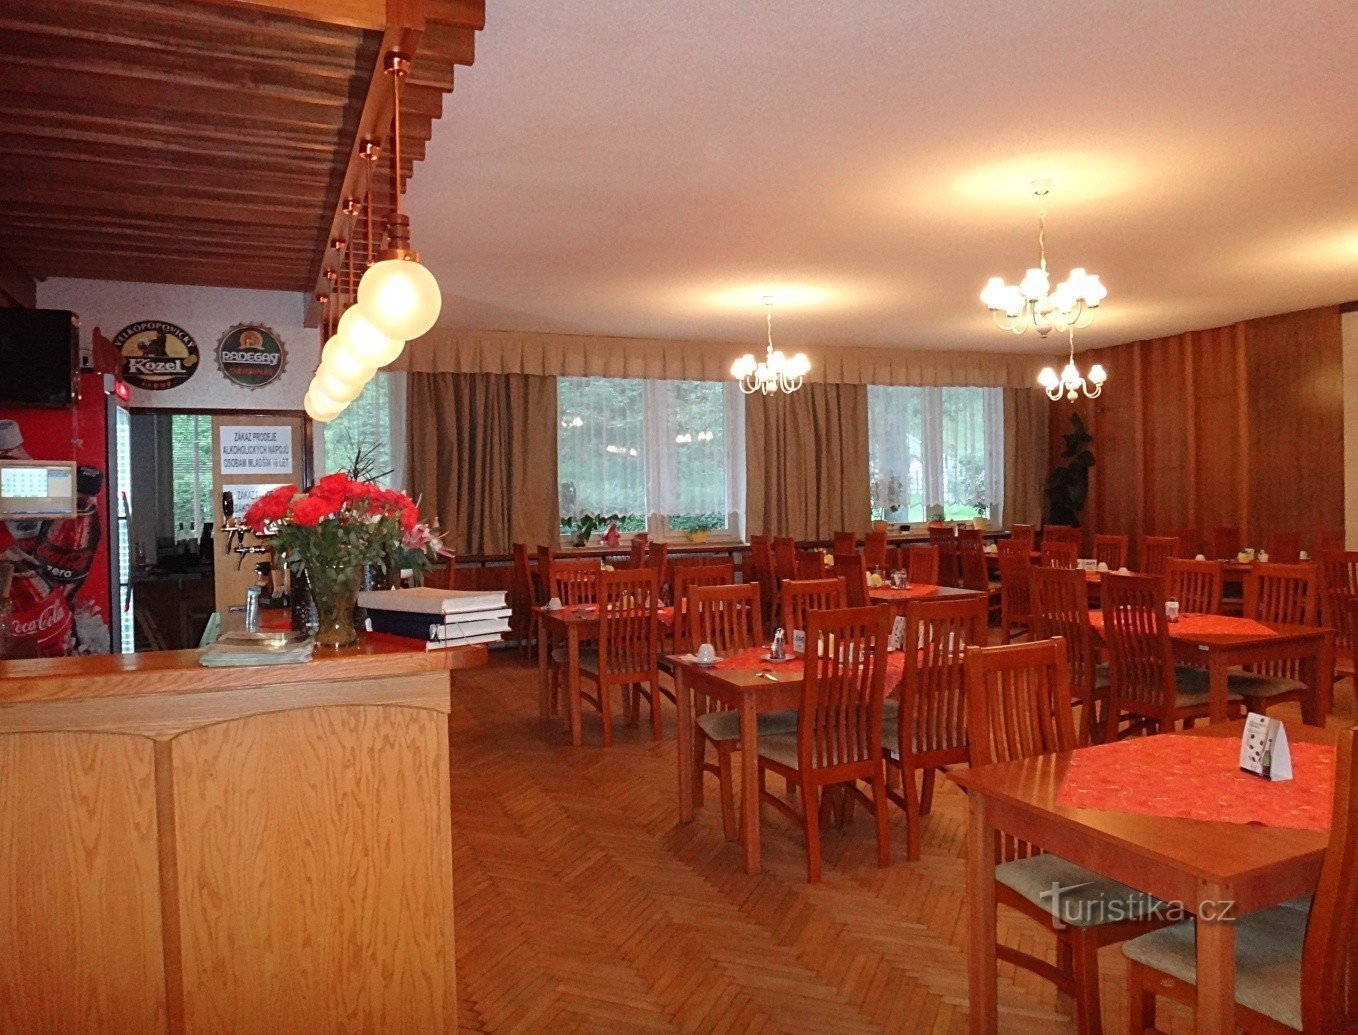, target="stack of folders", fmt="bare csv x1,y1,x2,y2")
200,630,315,667
358,587,511,651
